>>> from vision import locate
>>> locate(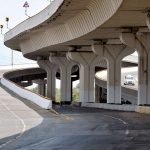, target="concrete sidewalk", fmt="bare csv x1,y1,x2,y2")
0,84,43,149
